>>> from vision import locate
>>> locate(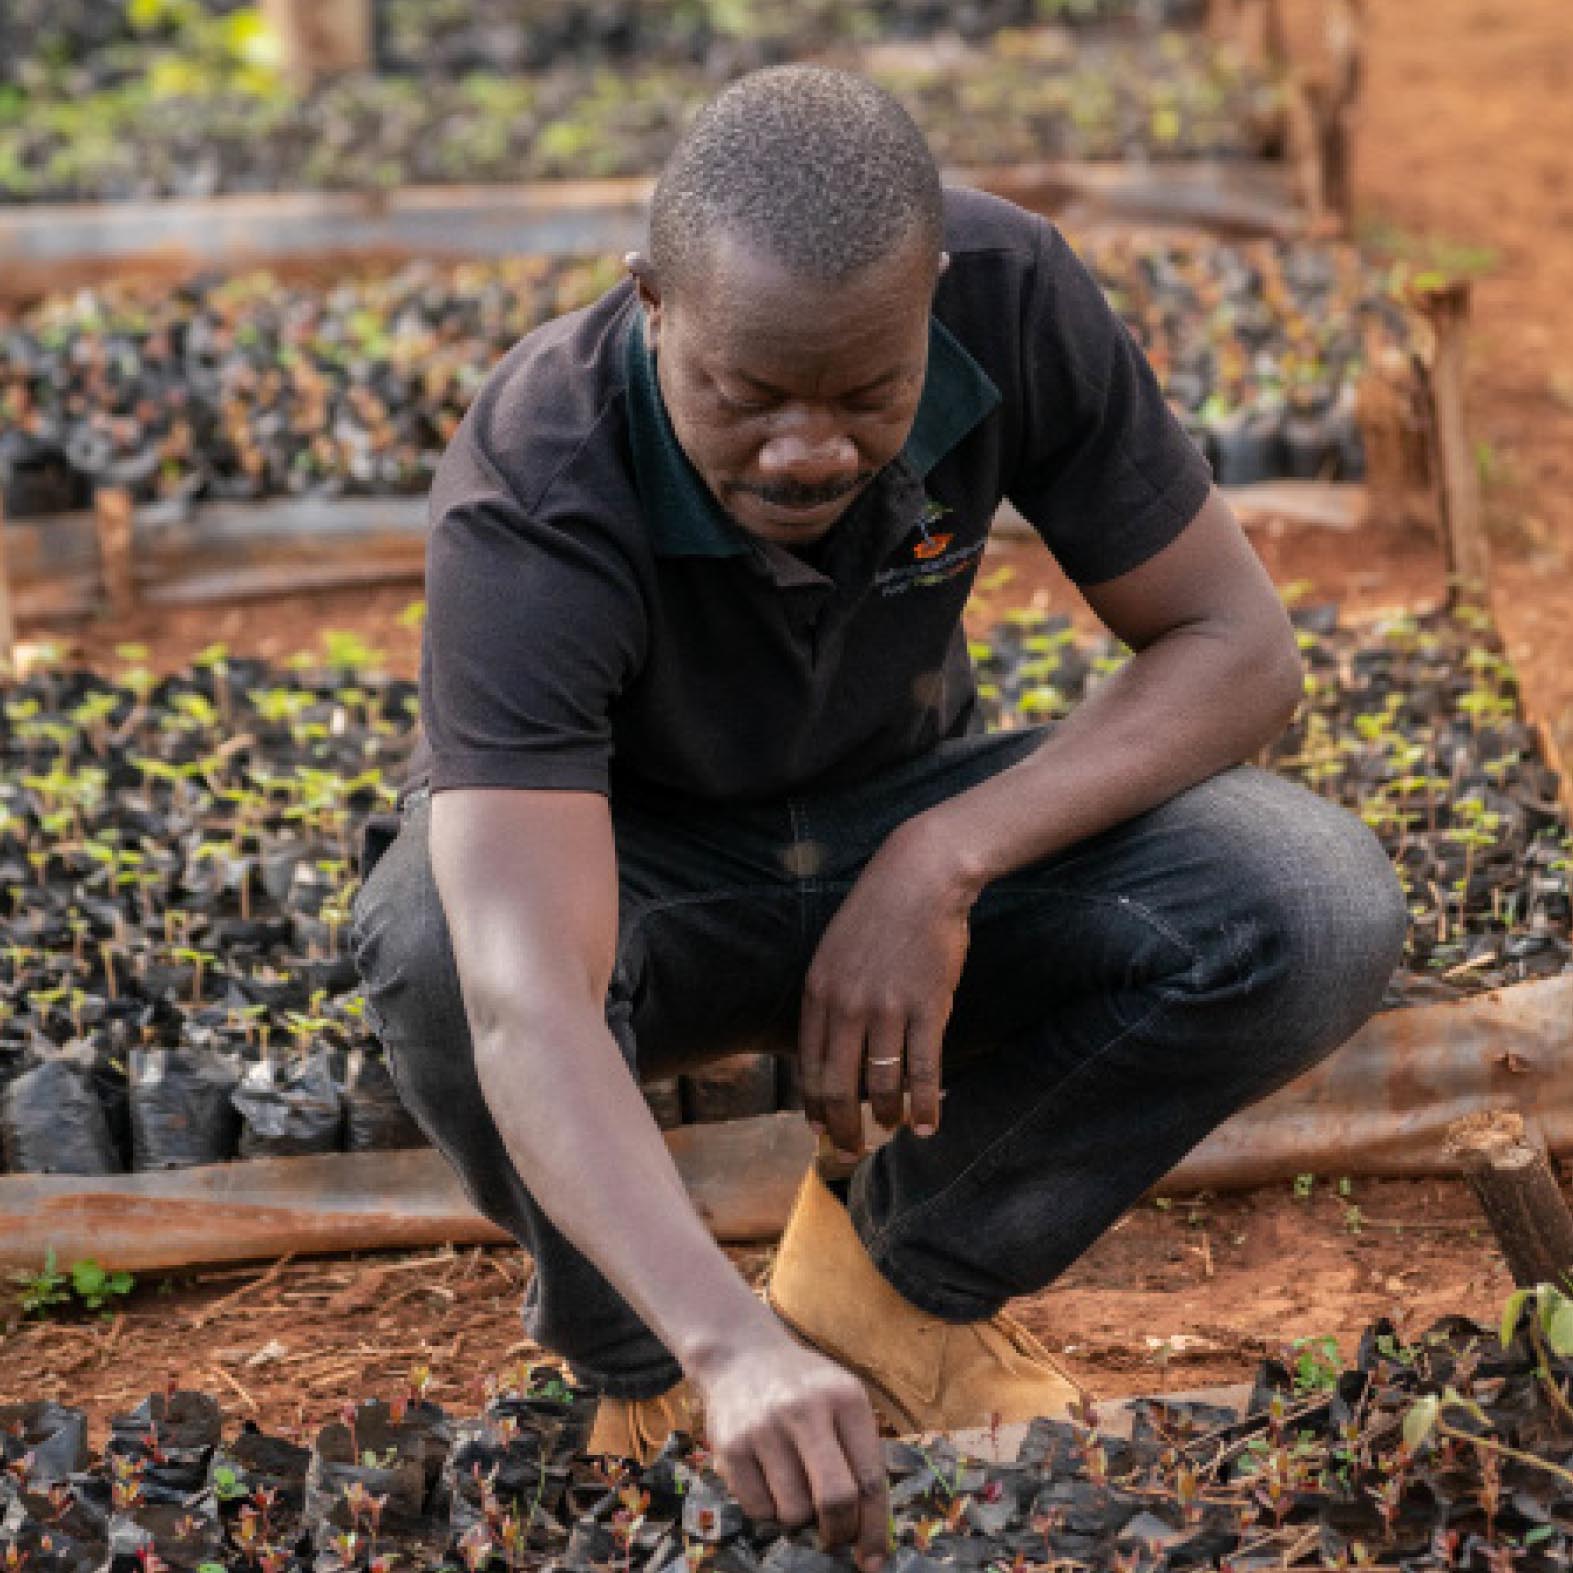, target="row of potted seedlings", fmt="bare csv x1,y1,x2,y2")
0,29,1281,205
0,600,1566,1178
0,237,1412,518
6,1300,1573,1571
378,0,1212,75
0,630,790,1179
977,599,1571,1006
2,0,1210,95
